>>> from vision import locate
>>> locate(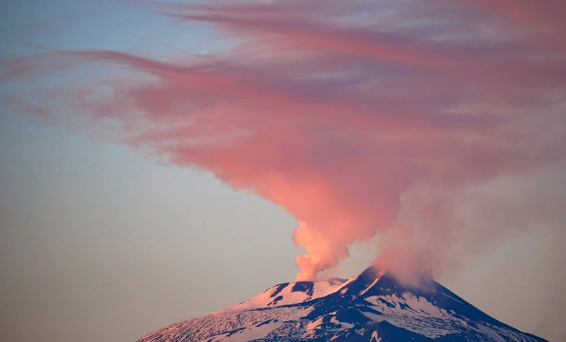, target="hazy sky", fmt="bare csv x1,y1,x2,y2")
1,1,565,342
